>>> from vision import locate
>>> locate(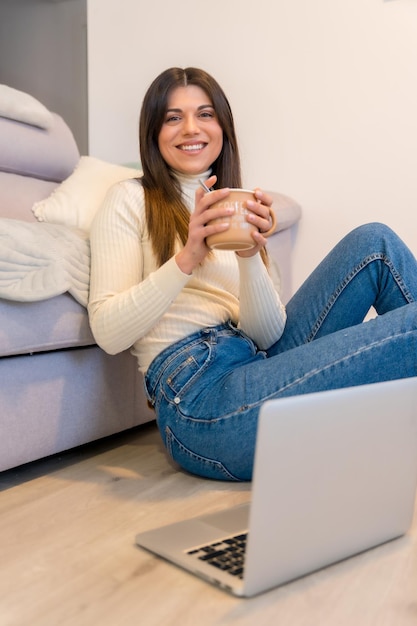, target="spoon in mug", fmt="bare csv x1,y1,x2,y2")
198,179,214,193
